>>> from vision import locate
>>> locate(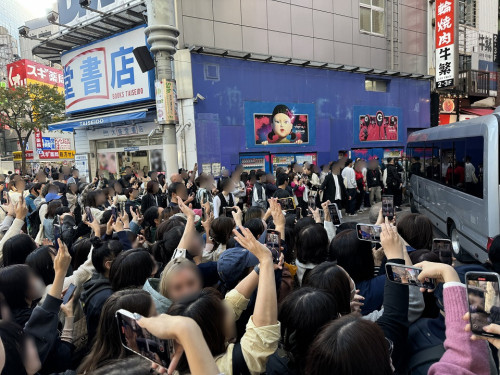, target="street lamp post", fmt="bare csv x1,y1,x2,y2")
144,0,180,177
